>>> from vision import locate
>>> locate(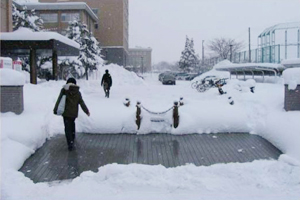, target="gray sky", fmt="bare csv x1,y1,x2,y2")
129,0,300,64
